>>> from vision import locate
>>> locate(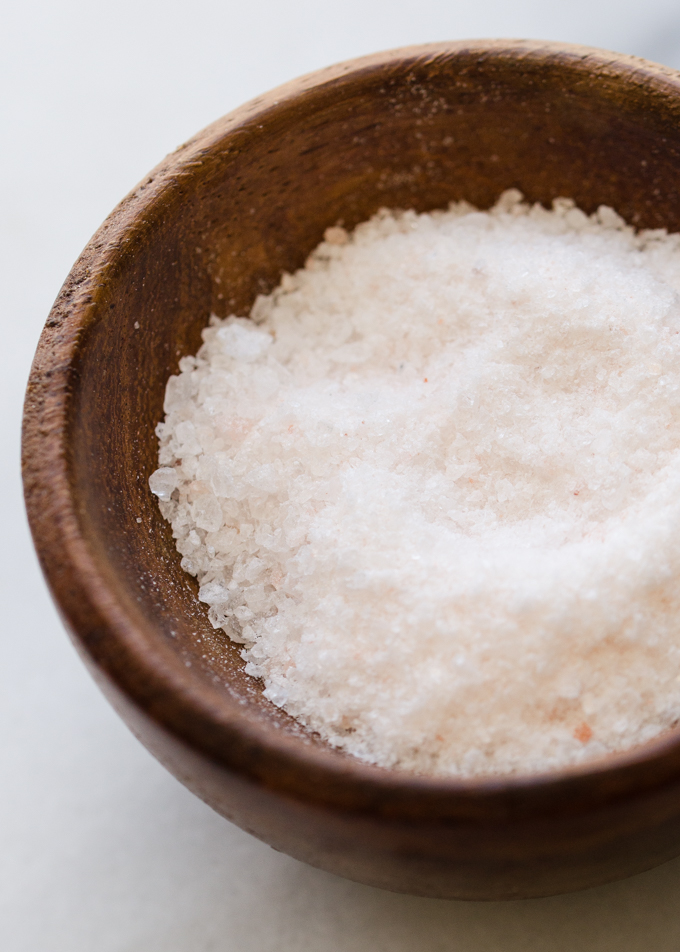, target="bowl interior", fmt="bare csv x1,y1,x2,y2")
34,41,680,778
